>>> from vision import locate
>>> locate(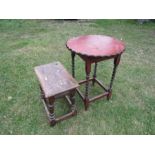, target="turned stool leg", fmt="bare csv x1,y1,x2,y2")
47,97,56,126
69,90,77,115
84,61,91,110
92,62,98,86
40,85,45,100
107,54,121,100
